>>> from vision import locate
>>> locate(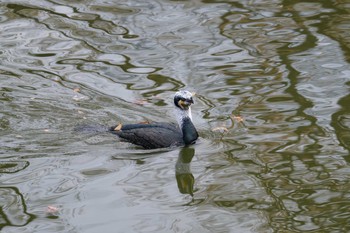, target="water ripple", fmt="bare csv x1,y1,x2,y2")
1,0,350,232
